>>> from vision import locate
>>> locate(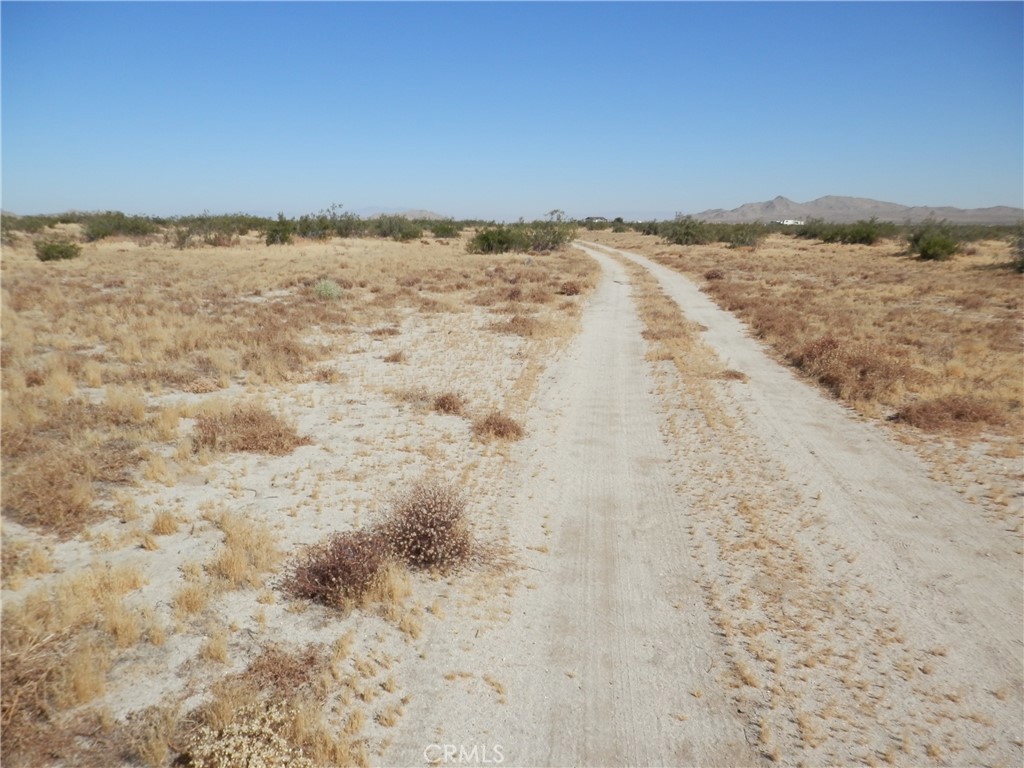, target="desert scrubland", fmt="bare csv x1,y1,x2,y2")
1,227,596,766
1,222,1022,767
